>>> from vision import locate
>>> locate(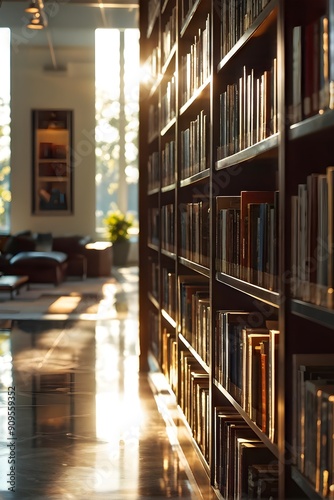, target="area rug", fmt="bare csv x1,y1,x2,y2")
41,293,104,314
